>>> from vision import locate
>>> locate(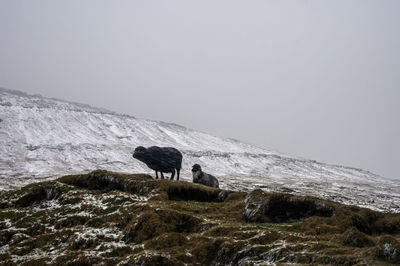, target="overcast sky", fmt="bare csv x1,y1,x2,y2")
0,0,399,180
